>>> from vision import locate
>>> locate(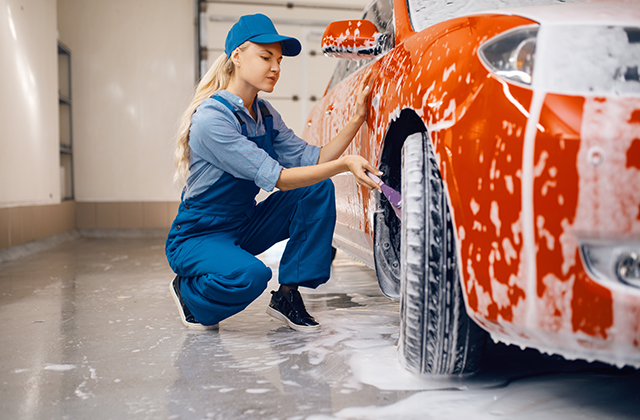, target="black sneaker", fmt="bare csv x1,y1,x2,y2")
170,276,218,330
266,289,320,332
